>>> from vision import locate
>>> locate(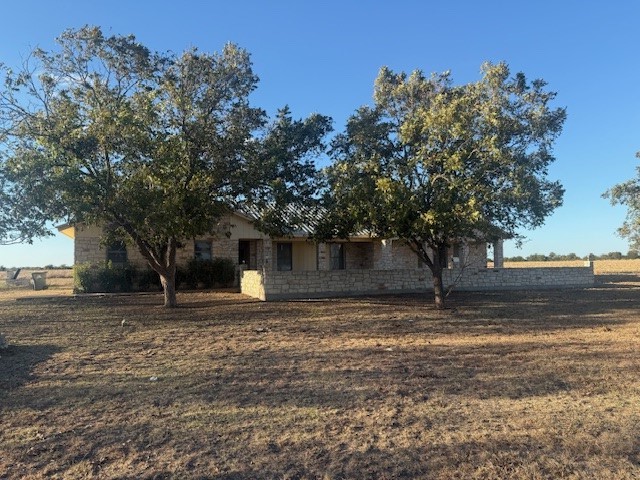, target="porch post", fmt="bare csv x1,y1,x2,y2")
262,239,273,271
373,239,393,270
317,243,331,271
493,239,504,268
